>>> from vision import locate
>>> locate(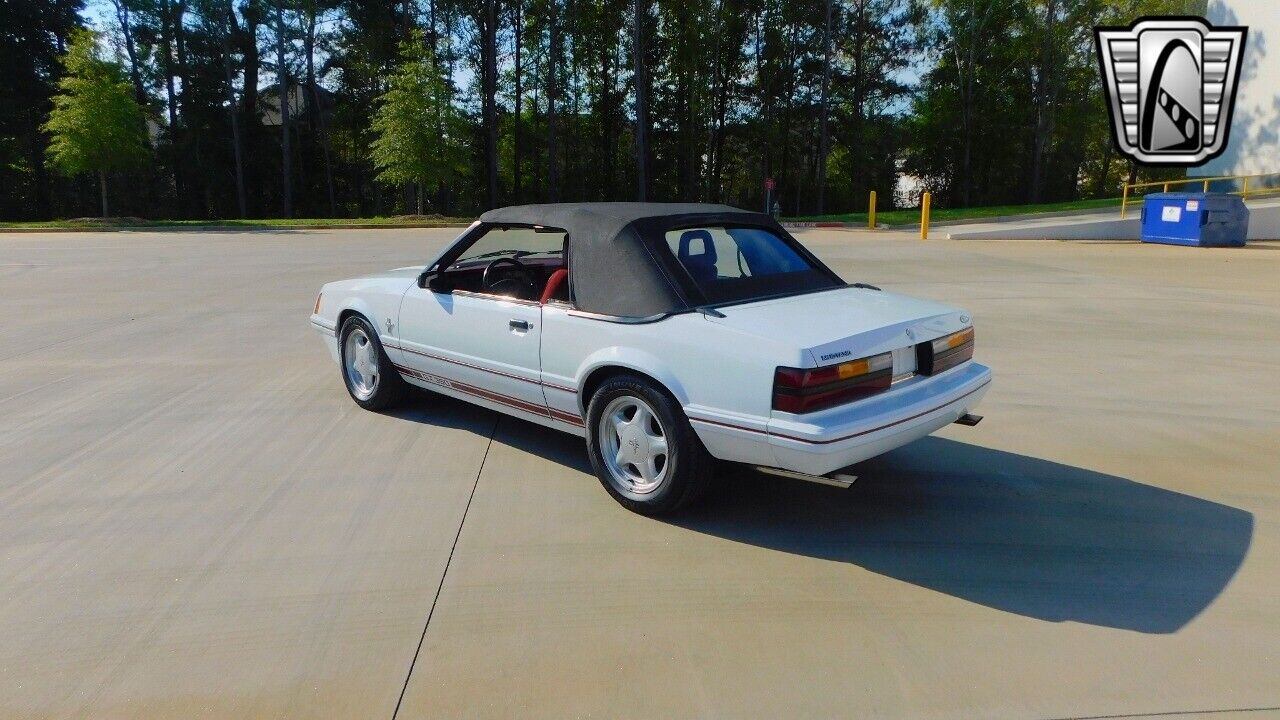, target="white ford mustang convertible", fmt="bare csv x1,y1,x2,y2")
312,203,991,514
